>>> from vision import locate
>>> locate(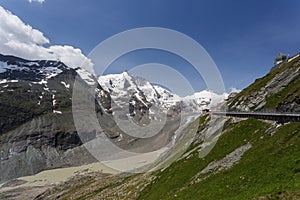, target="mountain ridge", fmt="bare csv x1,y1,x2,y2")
0,53,226,182
23,51,300,200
